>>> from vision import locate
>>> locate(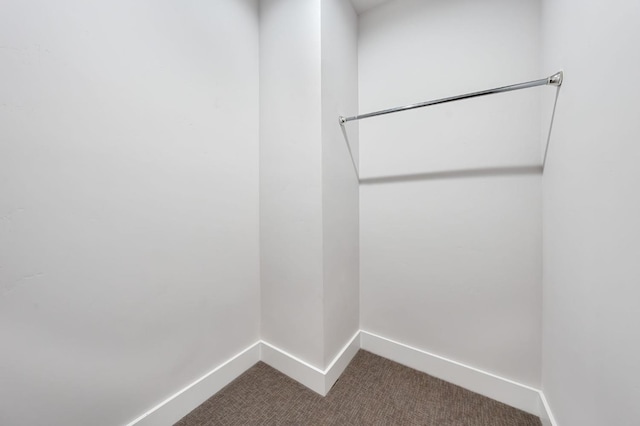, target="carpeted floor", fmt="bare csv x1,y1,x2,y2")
176,350,541,425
